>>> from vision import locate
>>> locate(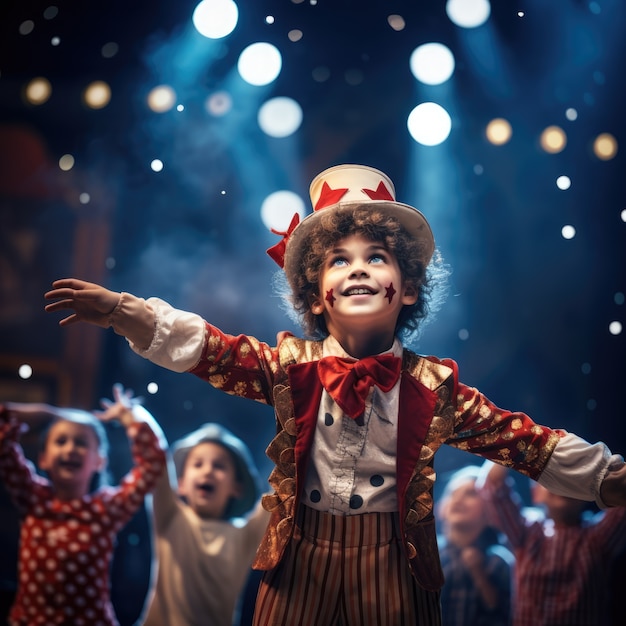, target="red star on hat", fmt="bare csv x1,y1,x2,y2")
314,181,349,210
362,181,394,202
